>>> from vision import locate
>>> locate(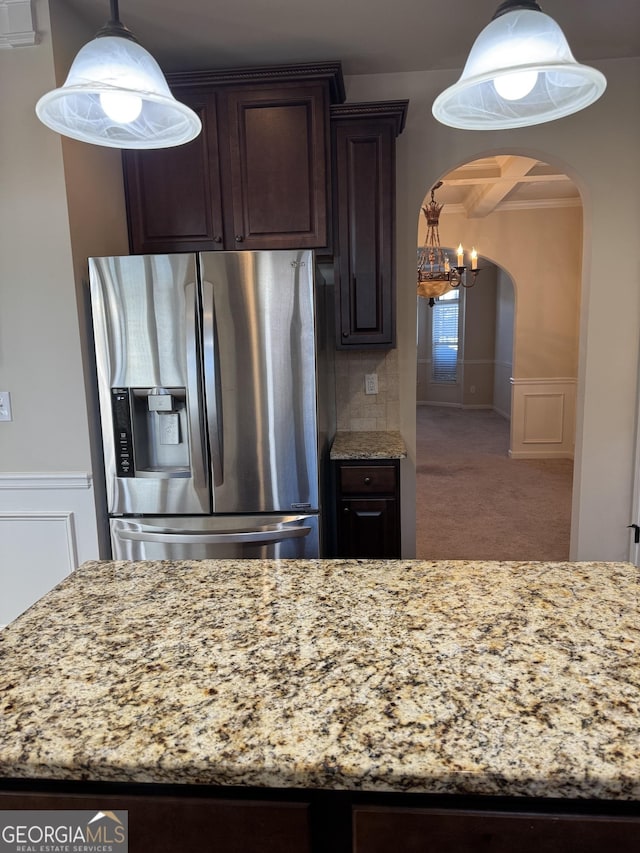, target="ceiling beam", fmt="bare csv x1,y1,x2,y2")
459,156,536,218
443,173,571,186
